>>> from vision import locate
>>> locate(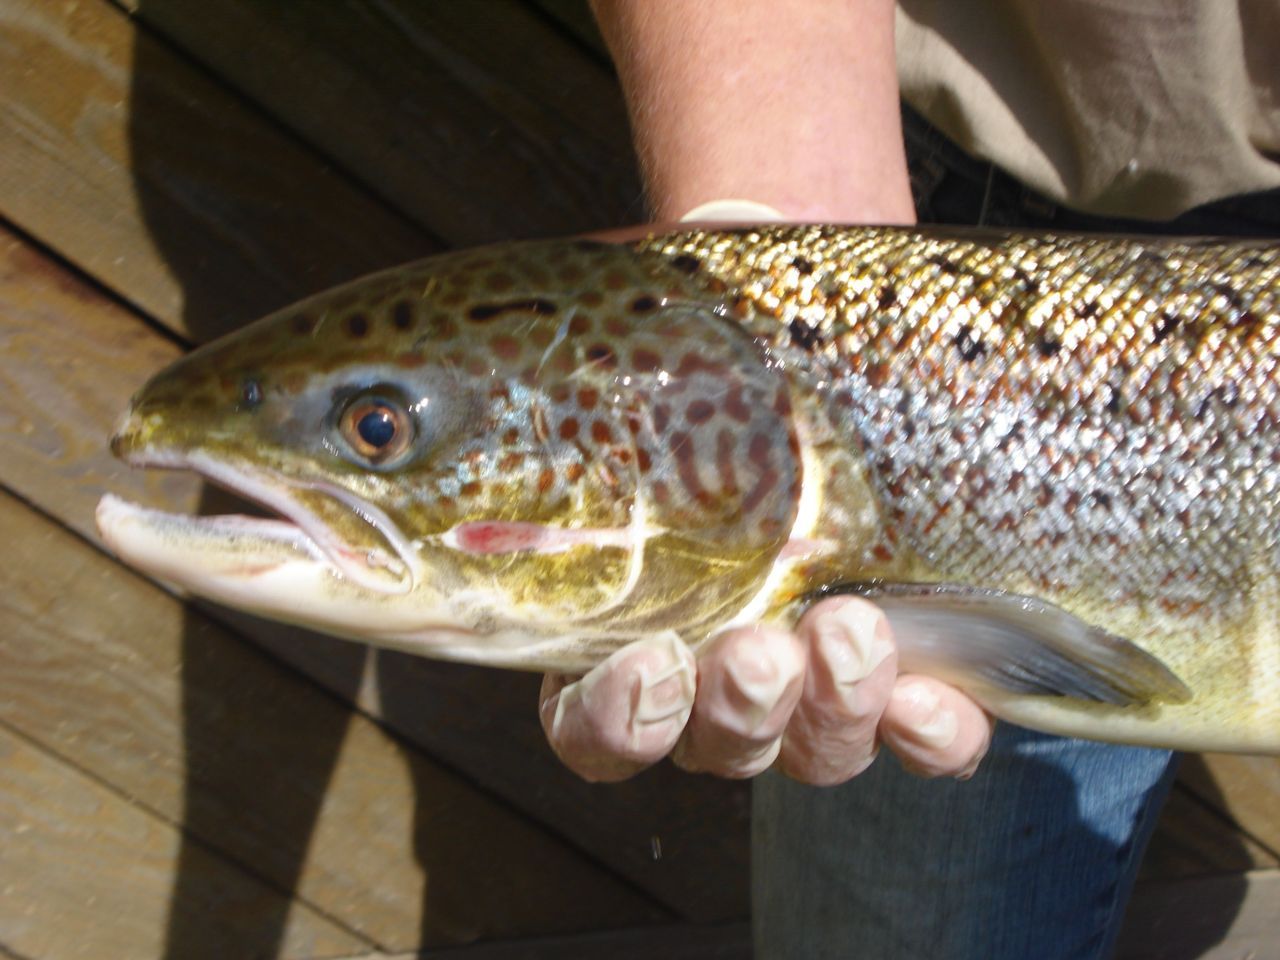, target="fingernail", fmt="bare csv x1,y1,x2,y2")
635,641,696,726
723,632,803,732
892,683,958,750
818,603,893,686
